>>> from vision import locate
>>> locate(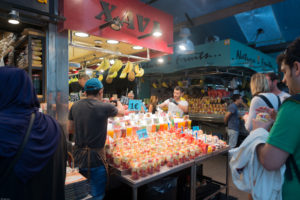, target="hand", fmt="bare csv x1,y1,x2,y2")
256,106,277,120
252,119,274,131
169,98,178,105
